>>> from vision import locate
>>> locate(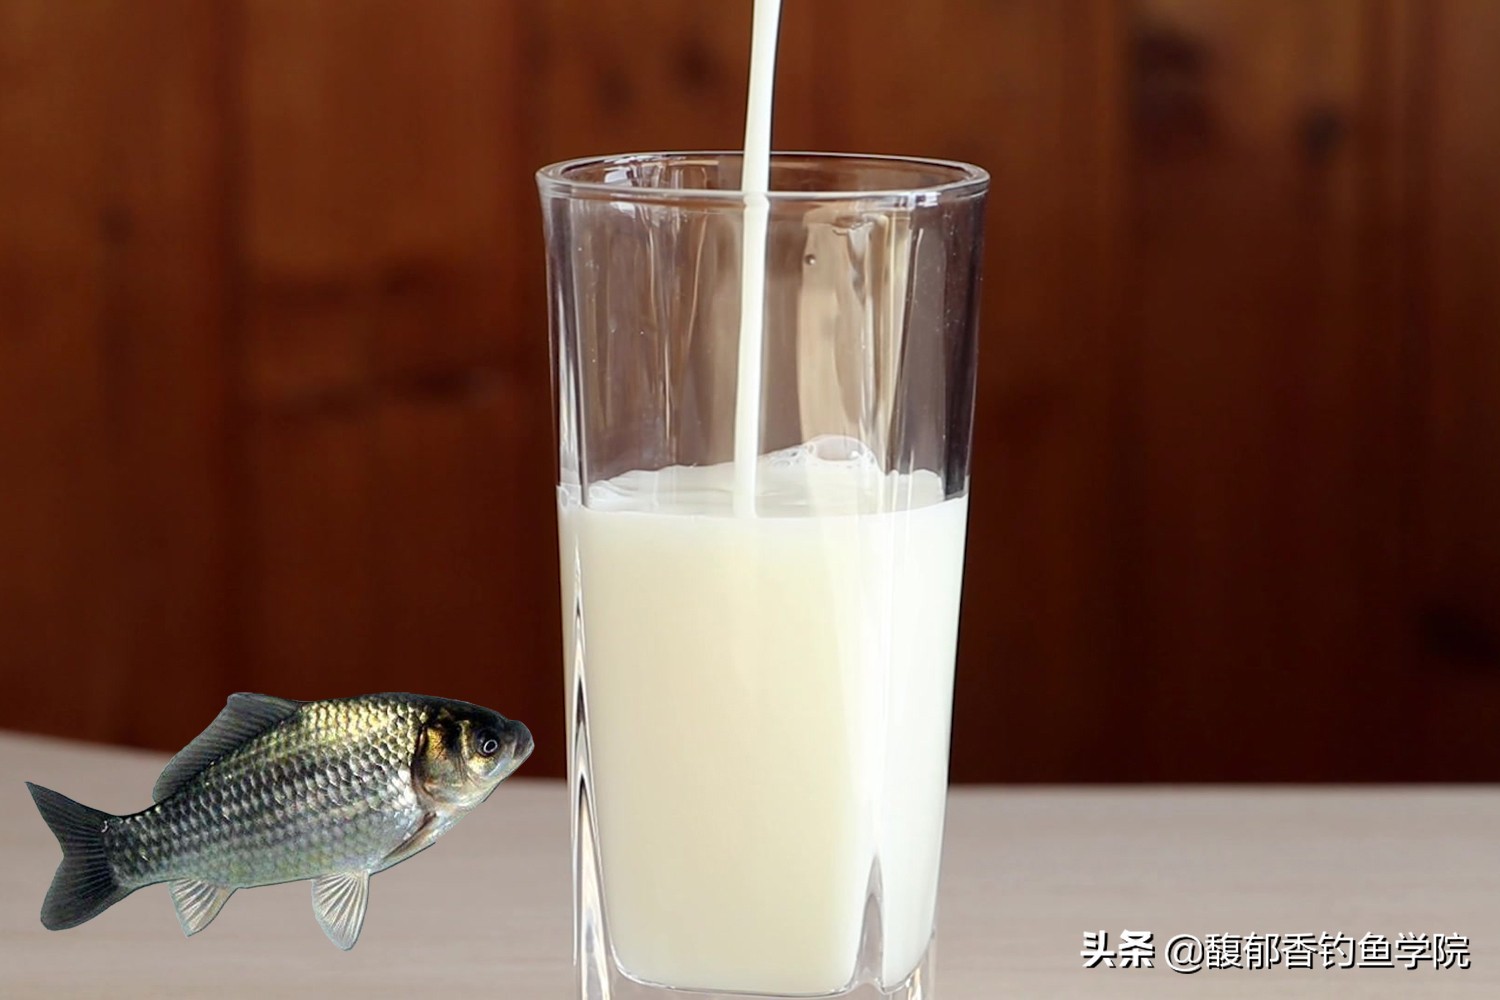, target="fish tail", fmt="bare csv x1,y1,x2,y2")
26,782,132,930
